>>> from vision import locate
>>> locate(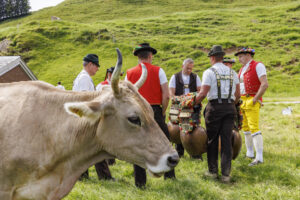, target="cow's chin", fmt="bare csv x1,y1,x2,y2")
147,170,164,178
145,154,172,177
